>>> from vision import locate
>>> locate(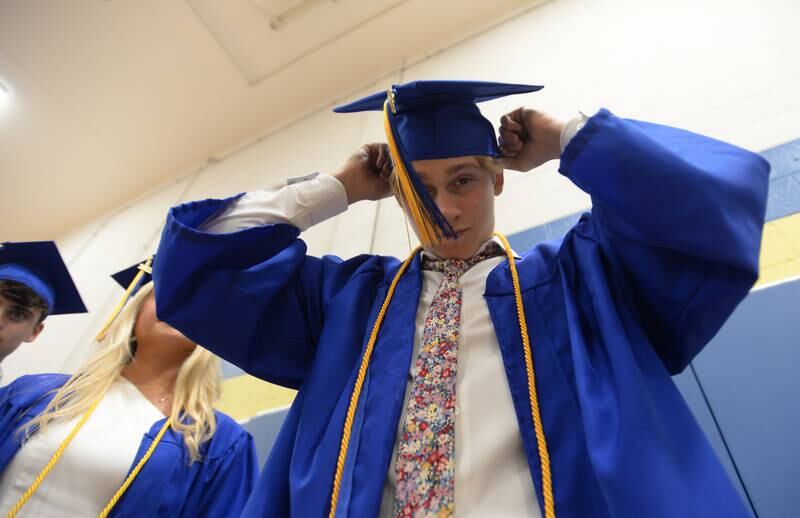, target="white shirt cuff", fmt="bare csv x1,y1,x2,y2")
559,112,590,152
201,173,348,234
